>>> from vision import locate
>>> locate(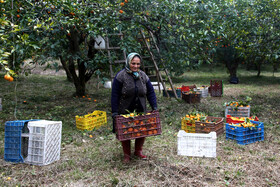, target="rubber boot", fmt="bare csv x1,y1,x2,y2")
121,140,131,163
134,137,147,159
